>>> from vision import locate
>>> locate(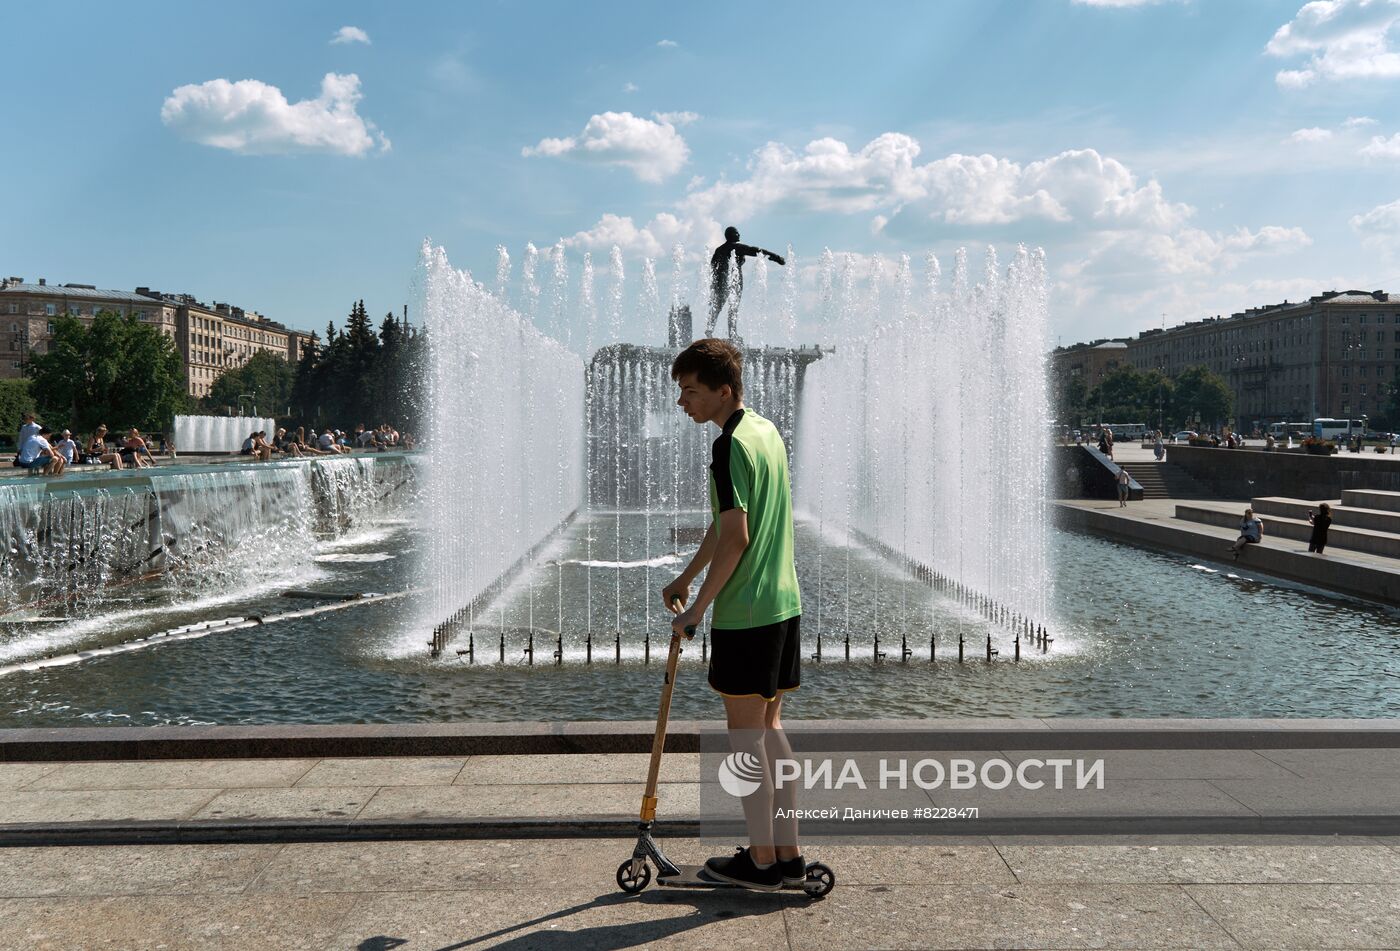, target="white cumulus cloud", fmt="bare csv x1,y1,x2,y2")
1361,132,1400,158
160,73,390,156
654,111,699,126
561,133,1304,290
1345,114,1380,126
331,26,370,45
657,39,679,47
1266,0,1400,88
522,111,690,182
1351,197,1400,252
1289,126,1334,141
